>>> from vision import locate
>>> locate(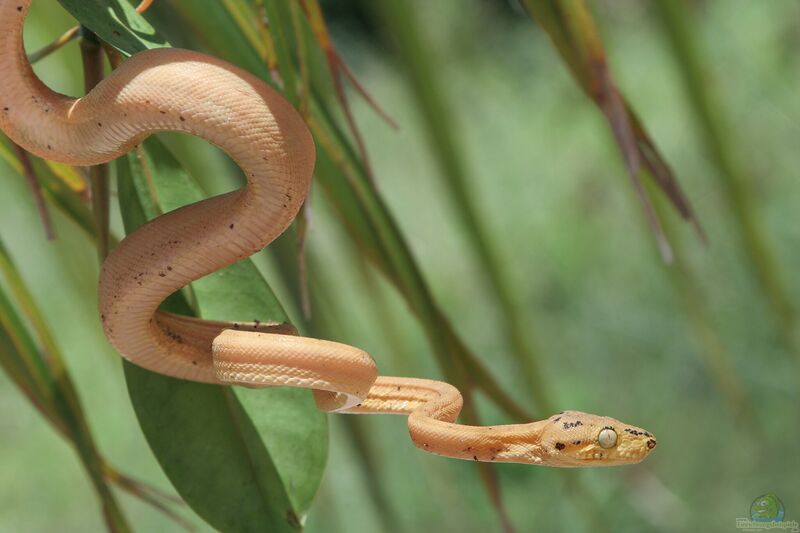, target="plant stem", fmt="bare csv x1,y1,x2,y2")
76,26,131,532
79,28,111,263
11,143,54,239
